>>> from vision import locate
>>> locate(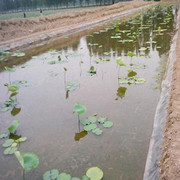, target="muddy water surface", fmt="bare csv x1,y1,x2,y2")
0,5,177,180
